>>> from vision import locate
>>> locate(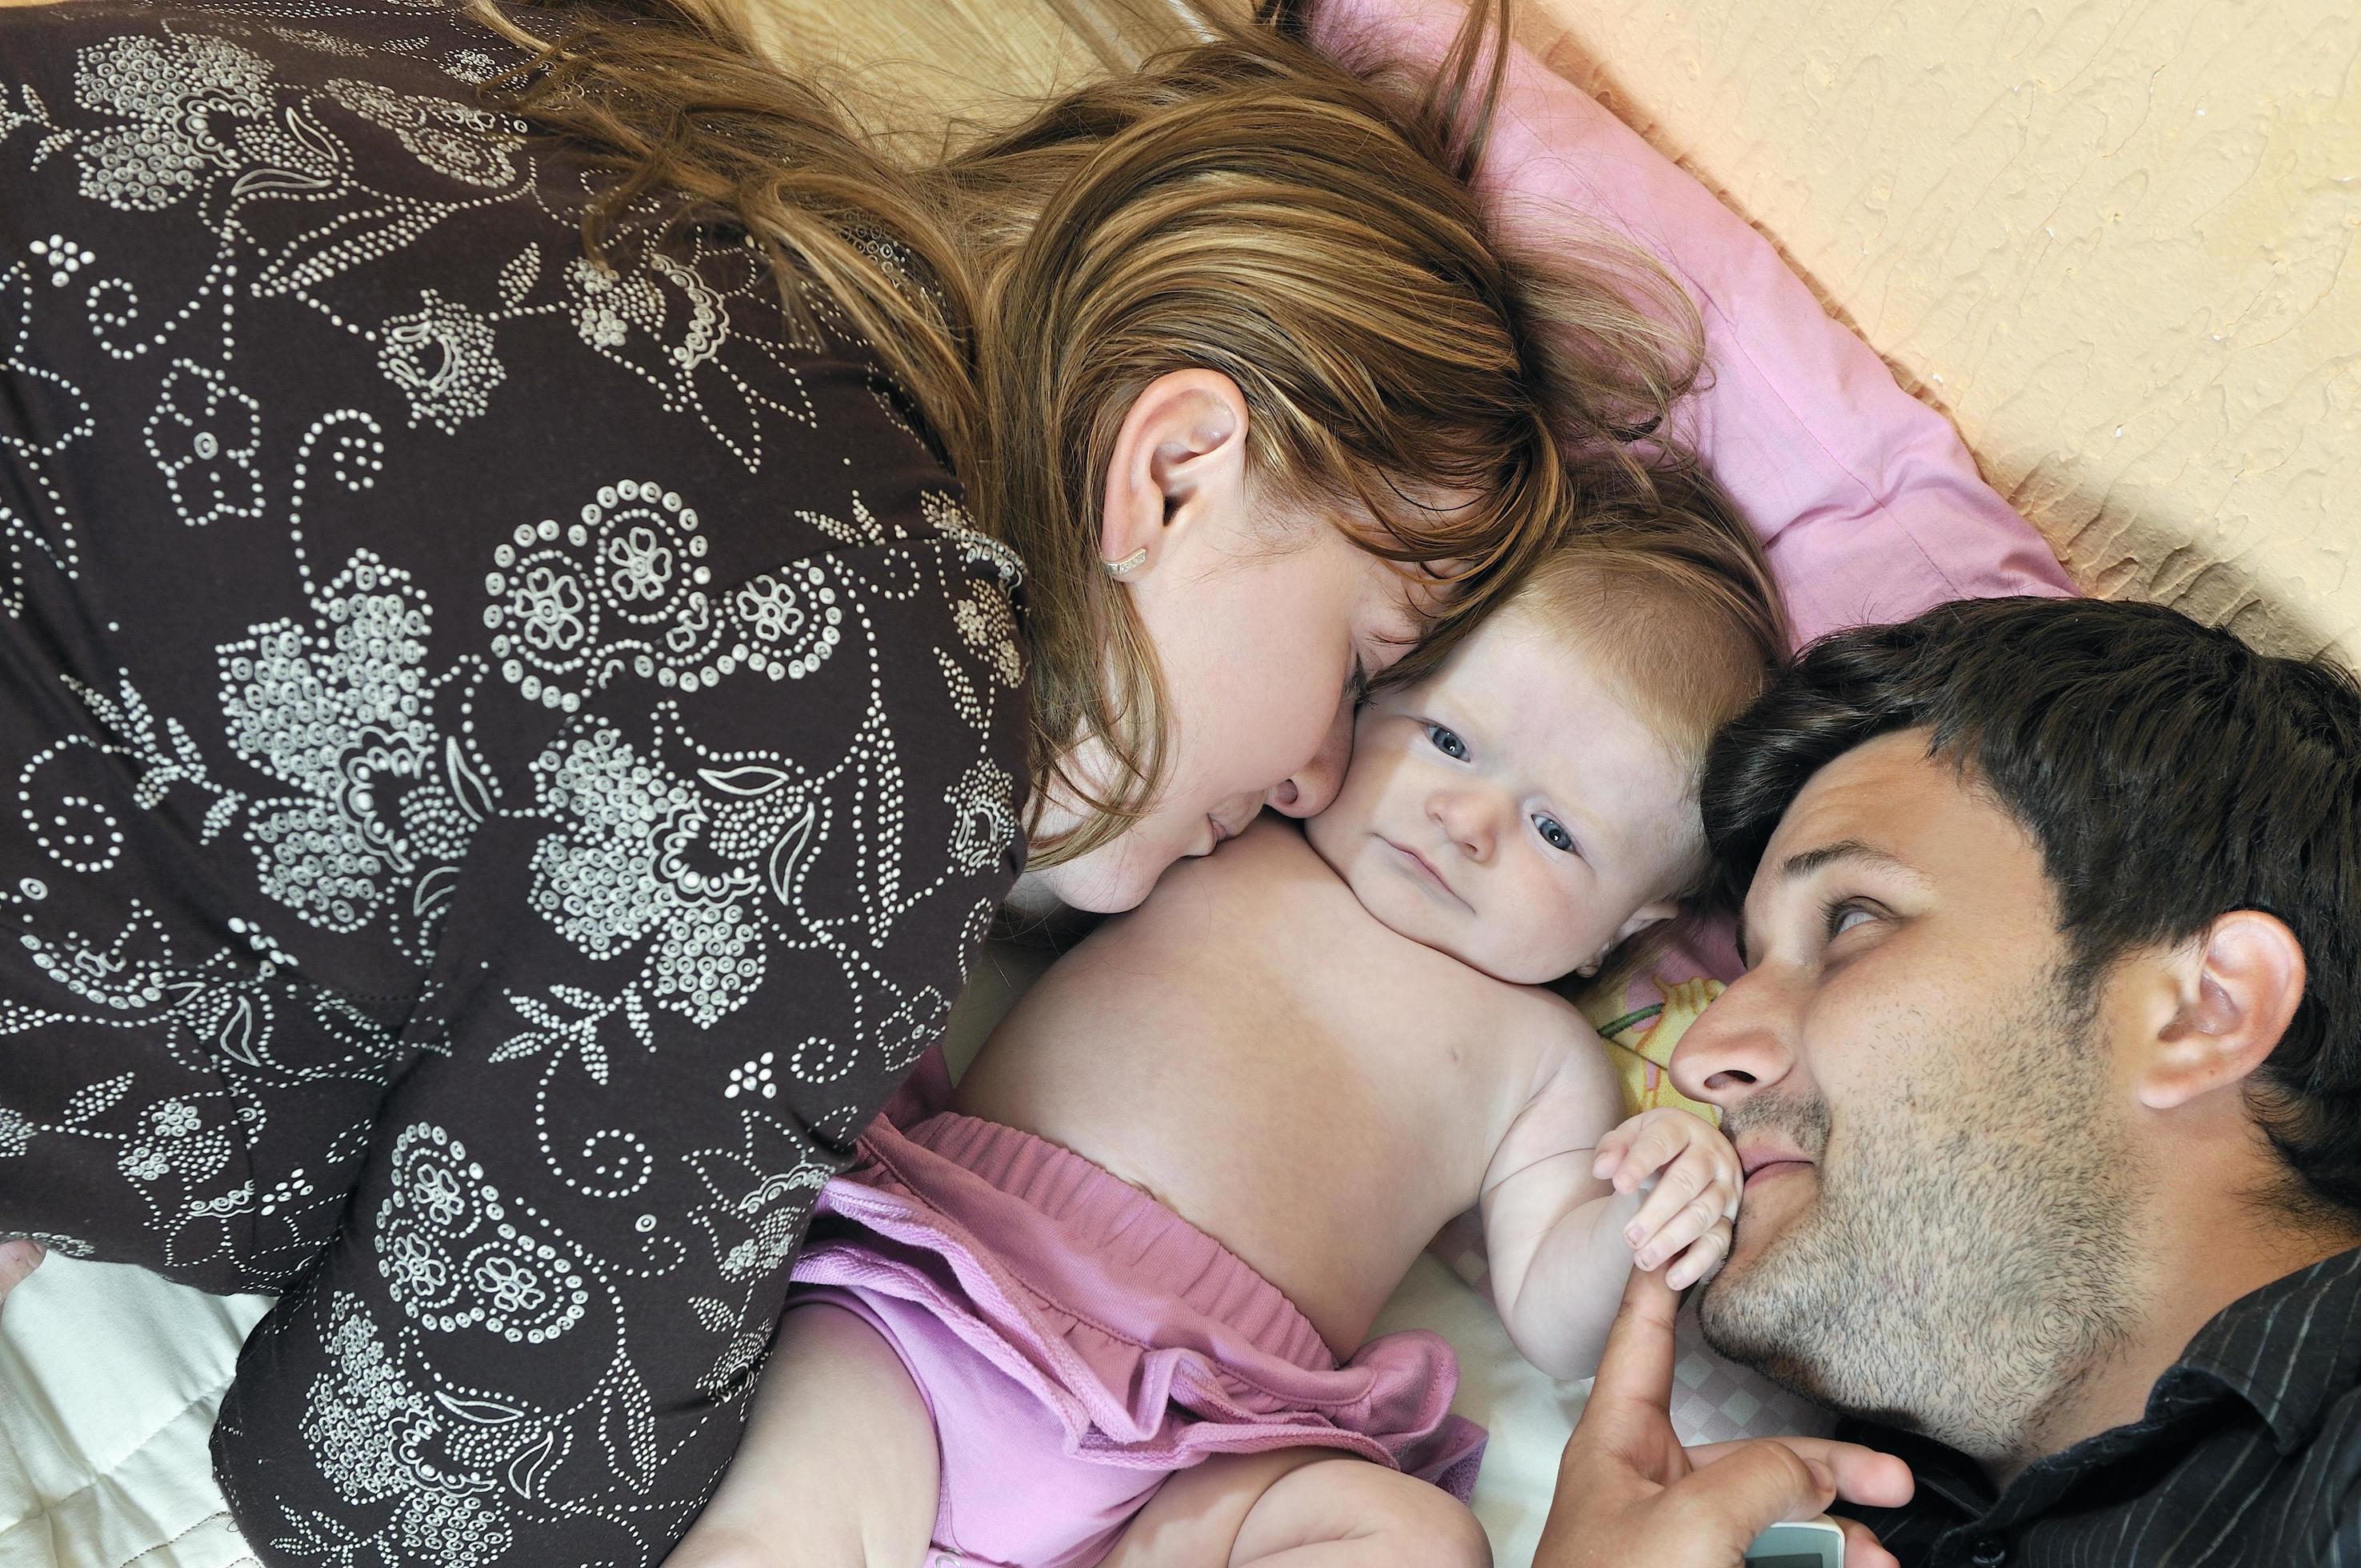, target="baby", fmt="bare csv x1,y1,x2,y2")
674,491,1785,1568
